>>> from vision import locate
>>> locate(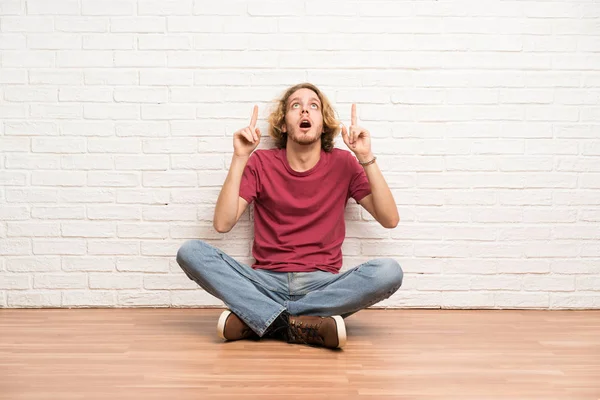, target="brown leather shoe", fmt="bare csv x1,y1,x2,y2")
287,315,346,349
217,310,259,341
